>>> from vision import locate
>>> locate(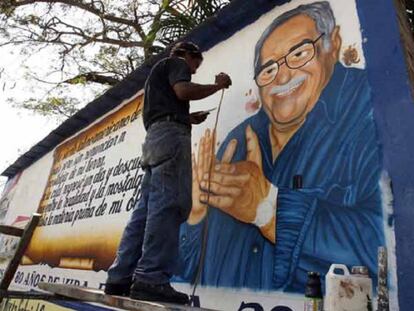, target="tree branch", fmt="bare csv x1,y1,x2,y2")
11,0,147,40
64,72,119,85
